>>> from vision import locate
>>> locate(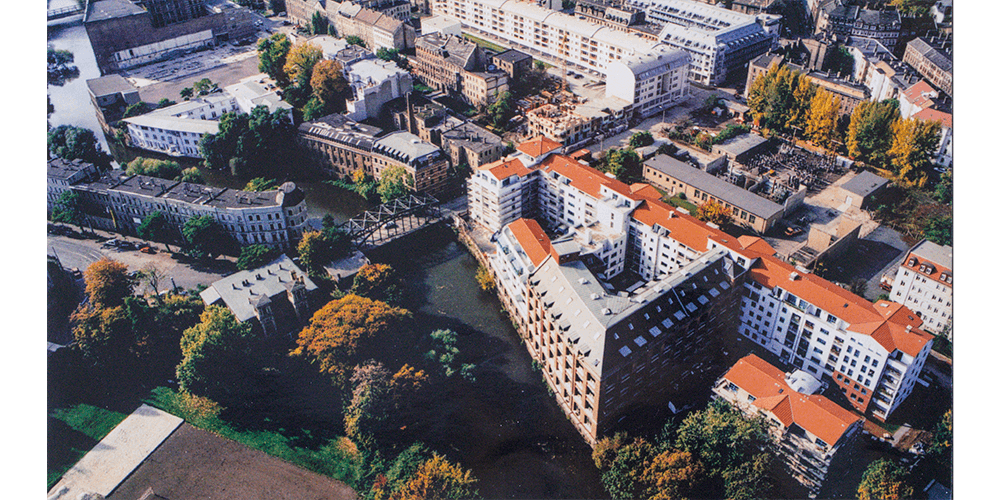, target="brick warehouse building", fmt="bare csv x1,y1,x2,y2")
84,0,255,75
